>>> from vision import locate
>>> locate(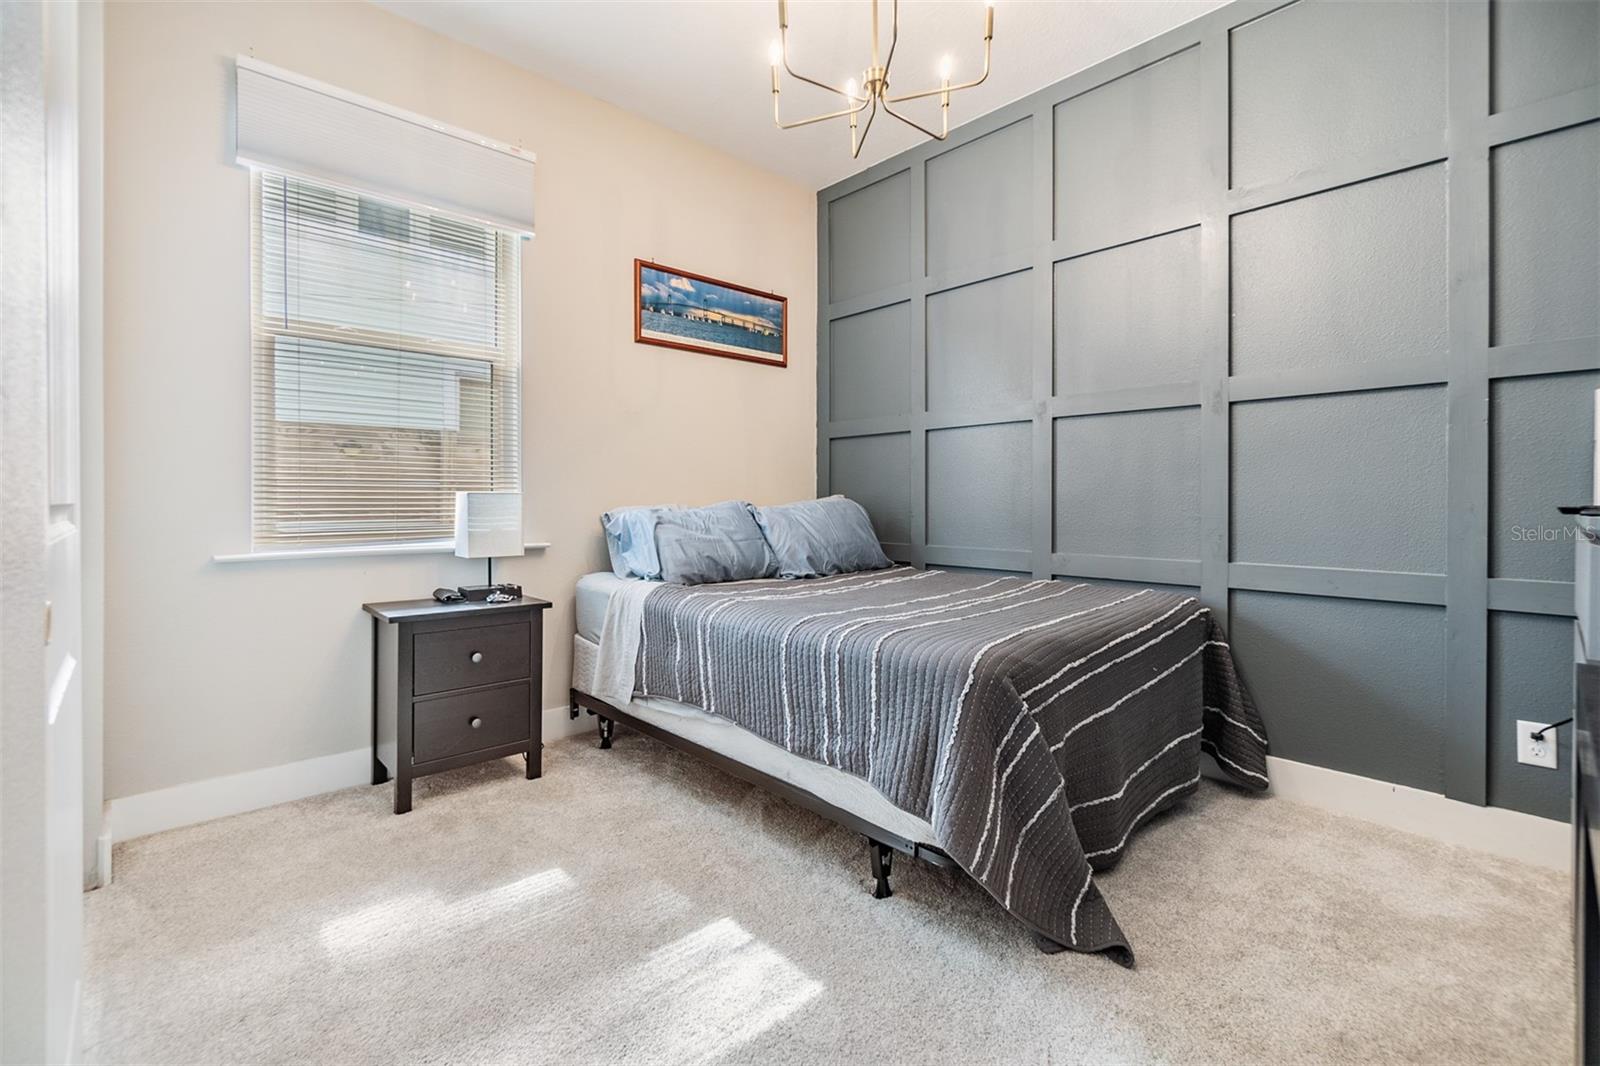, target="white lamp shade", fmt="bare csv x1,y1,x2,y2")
454,492,523,559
